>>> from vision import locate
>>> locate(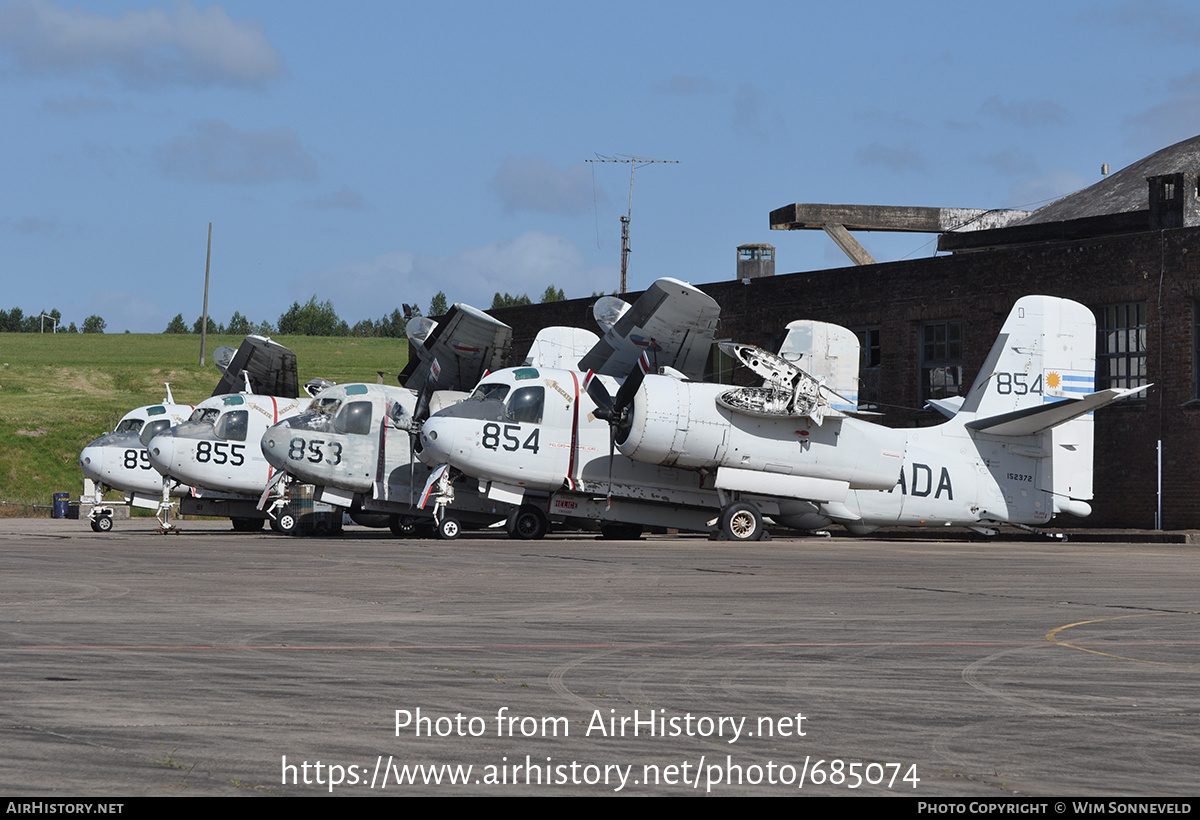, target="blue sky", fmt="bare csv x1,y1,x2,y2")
3,0,1200,333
